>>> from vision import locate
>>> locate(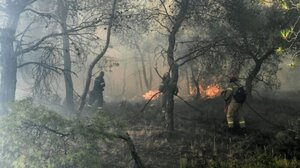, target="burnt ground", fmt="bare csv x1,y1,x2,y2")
85,96,300,168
